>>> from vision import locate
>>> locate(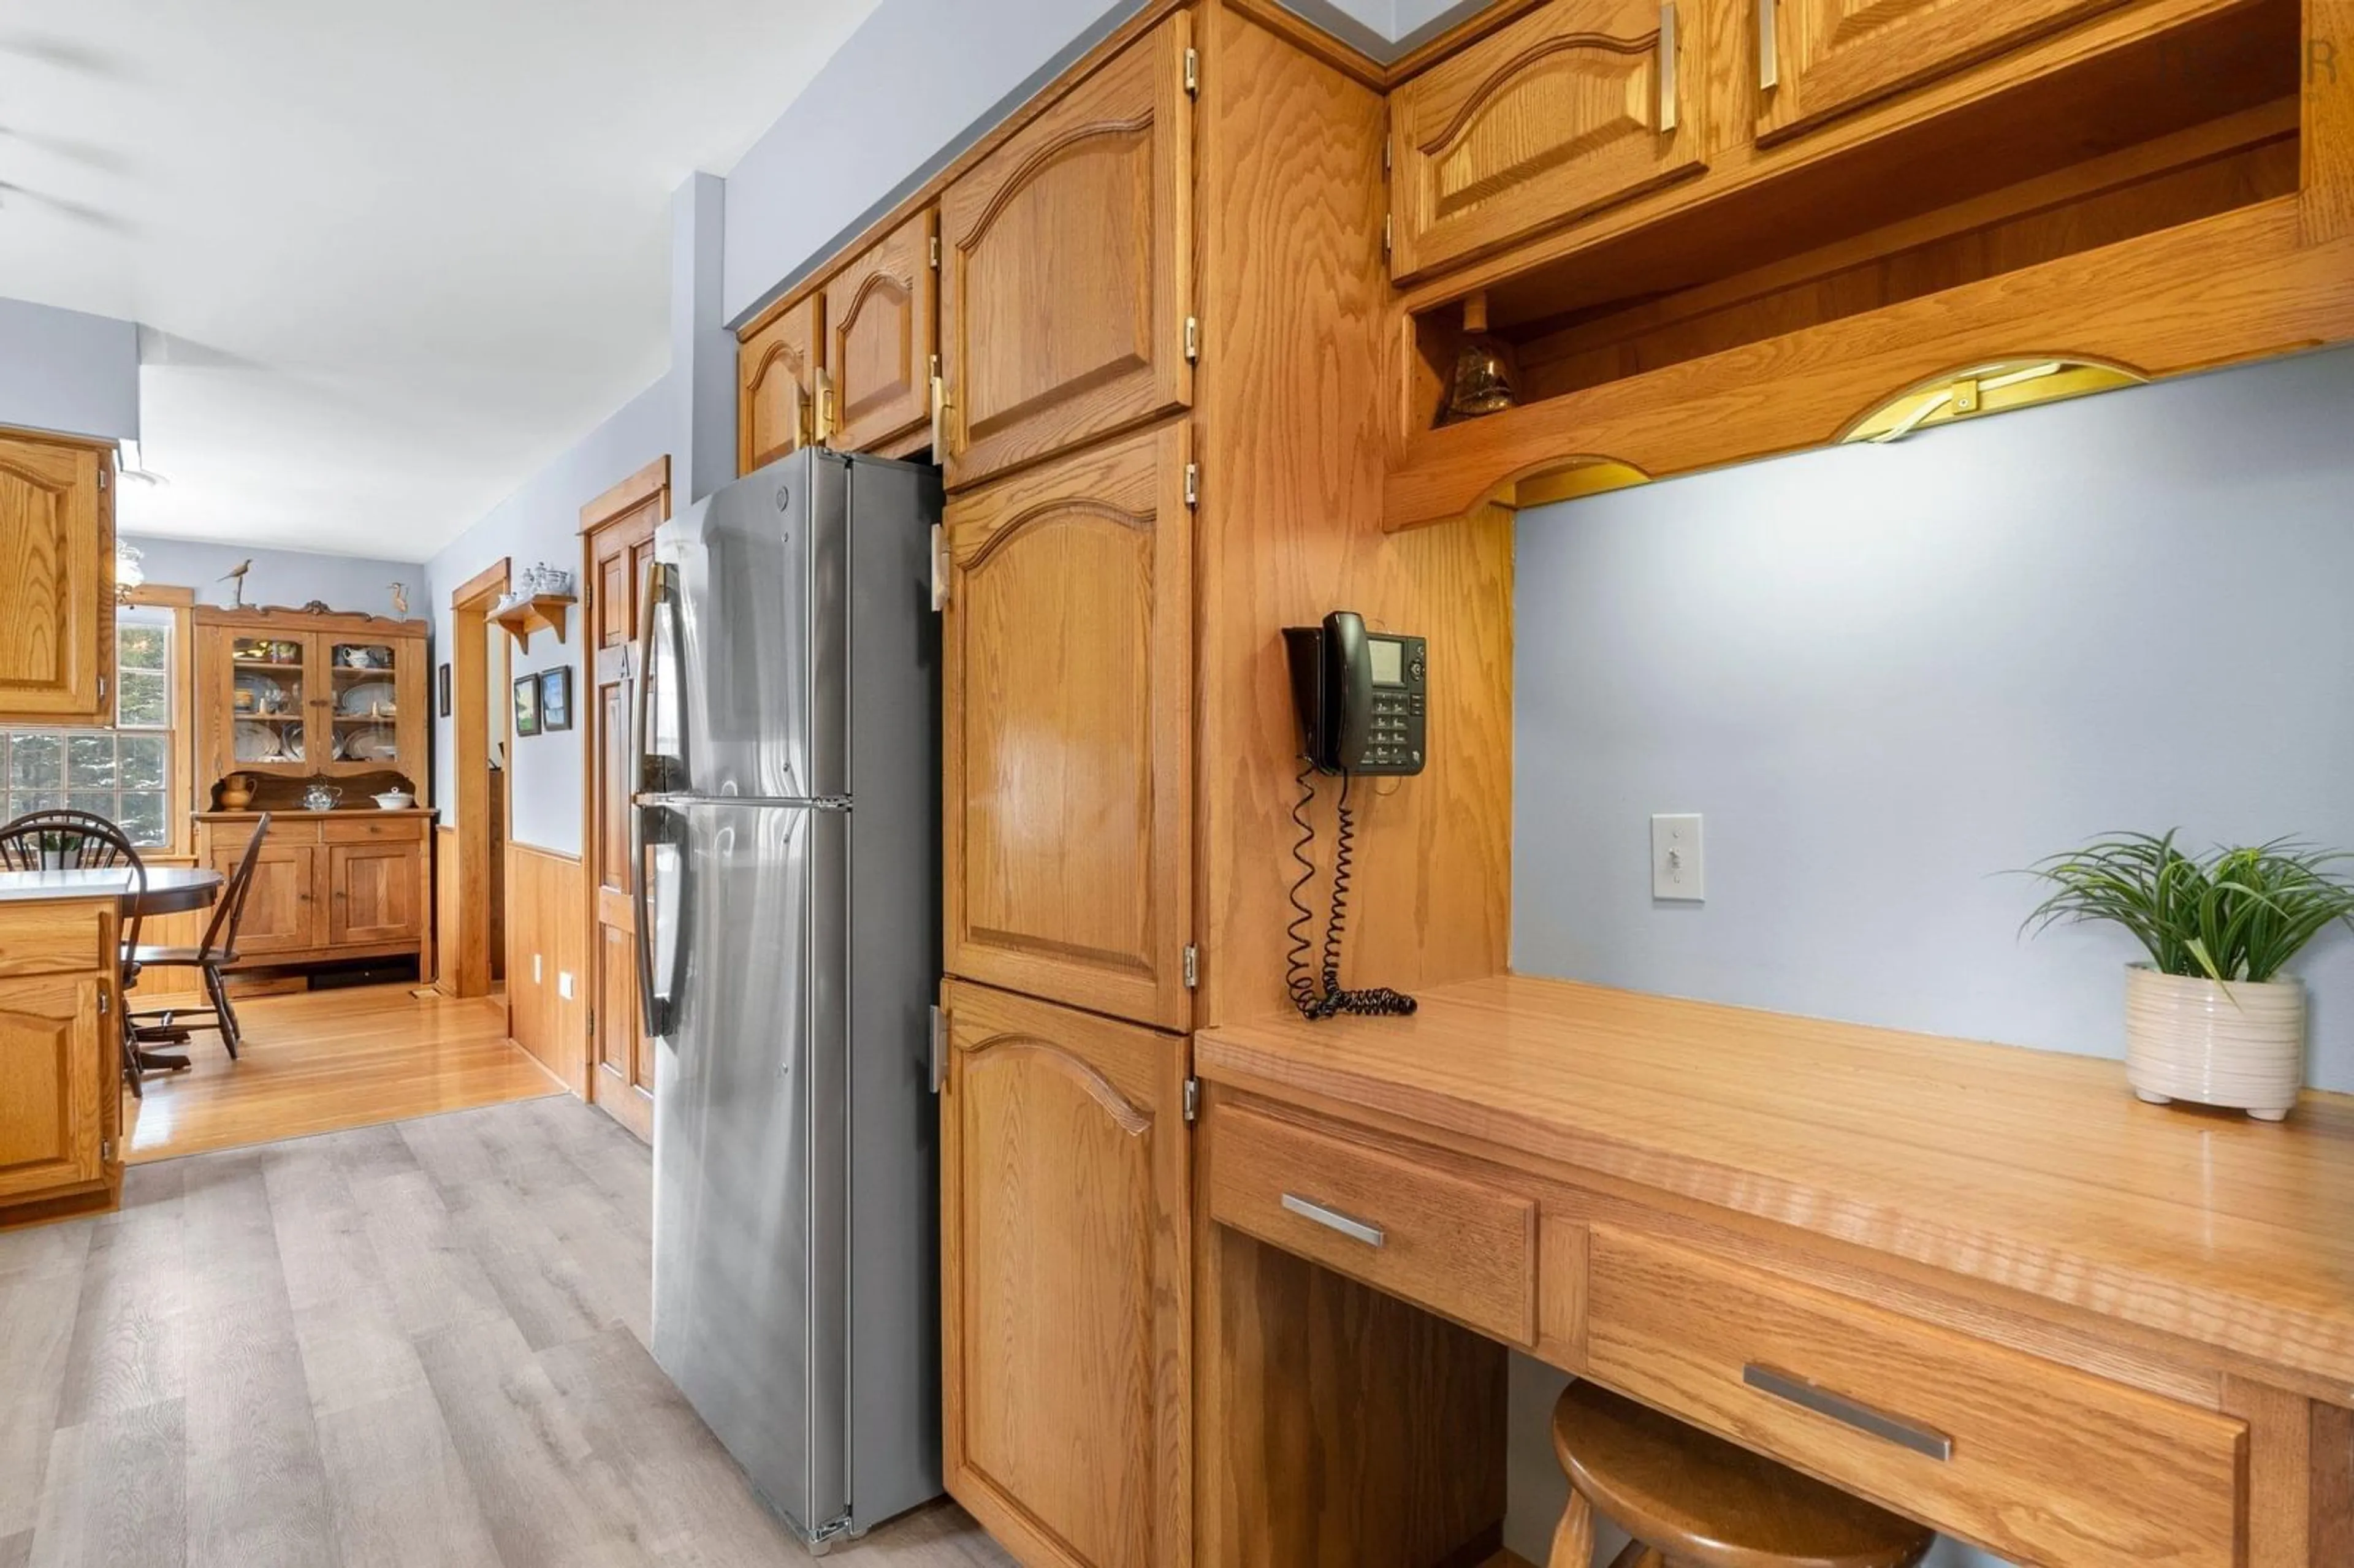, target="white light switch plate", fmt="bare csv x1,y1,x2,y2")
557,972,574,1001
1651,814,1705,901
532,954,543,983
